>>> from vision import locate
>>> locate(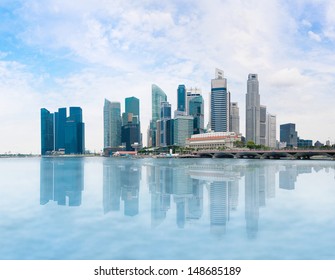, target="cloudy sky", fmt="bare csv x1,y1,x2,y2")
1,0,335,154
